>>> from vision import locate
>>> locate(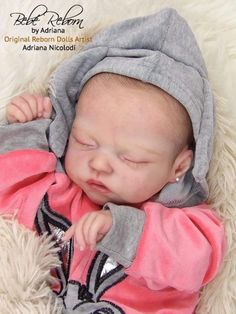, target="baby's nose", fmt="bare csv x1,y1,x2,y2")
89,152,113,174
